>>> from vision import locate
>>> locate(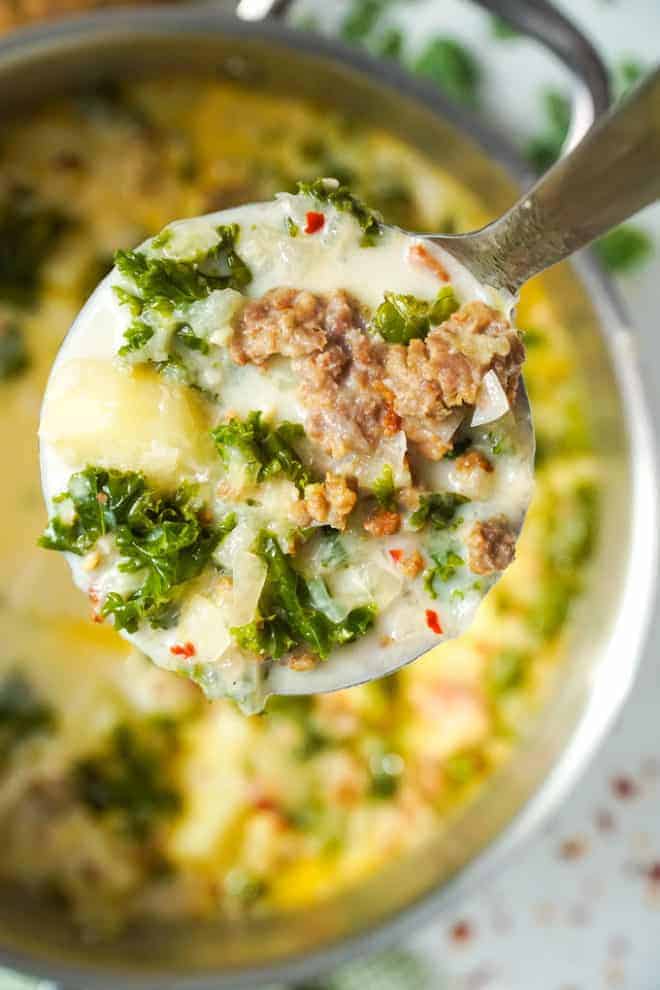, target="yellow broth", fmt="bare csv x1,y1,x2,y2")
0,79,597,932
